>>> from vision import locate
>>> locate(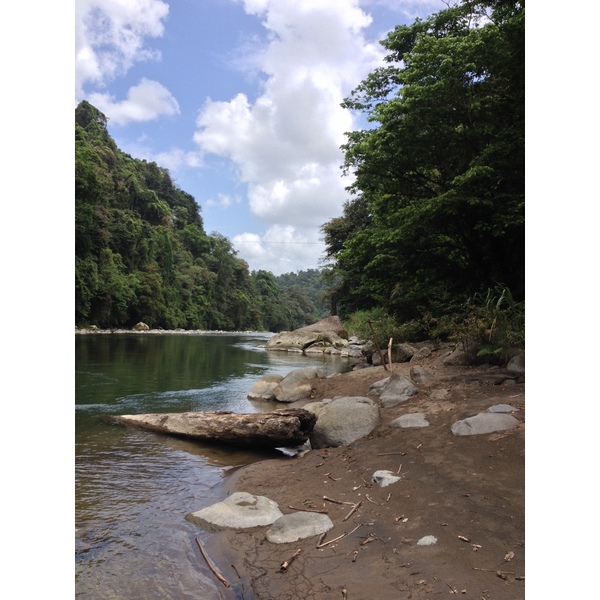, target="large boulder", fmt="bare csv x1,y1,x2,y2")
247,374,284,401
273,367,325,403
304,396,380,449
186,492,283,532
265,316,349,352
